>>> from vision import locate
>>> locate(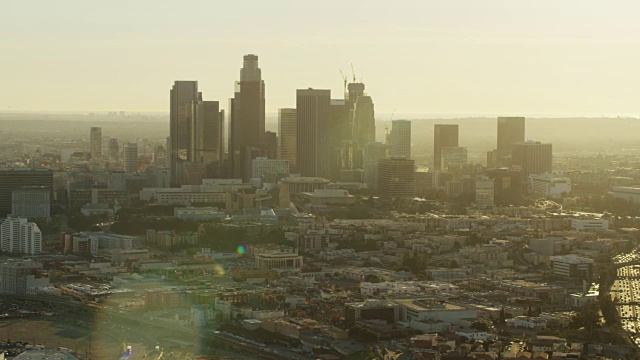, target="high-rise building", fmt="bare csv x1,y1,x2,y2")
251,157,290,178
475,176,495,209
170,81,200,185
229,54,266,180
497,117,525,156
123,142,138,173
278,108,297,170
90,127,102,160
108,138,119,163
0,260,45,294
486,168,522,206
390,120,411,159
434,124,459,170
511,141,552,178
191,101,224,163
296,89,331,178
330,99,354,181
377,157,416,199
0,169,53,218
0,217,42,255
363,142,388,190
11,187,51,219
352,94,375,169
